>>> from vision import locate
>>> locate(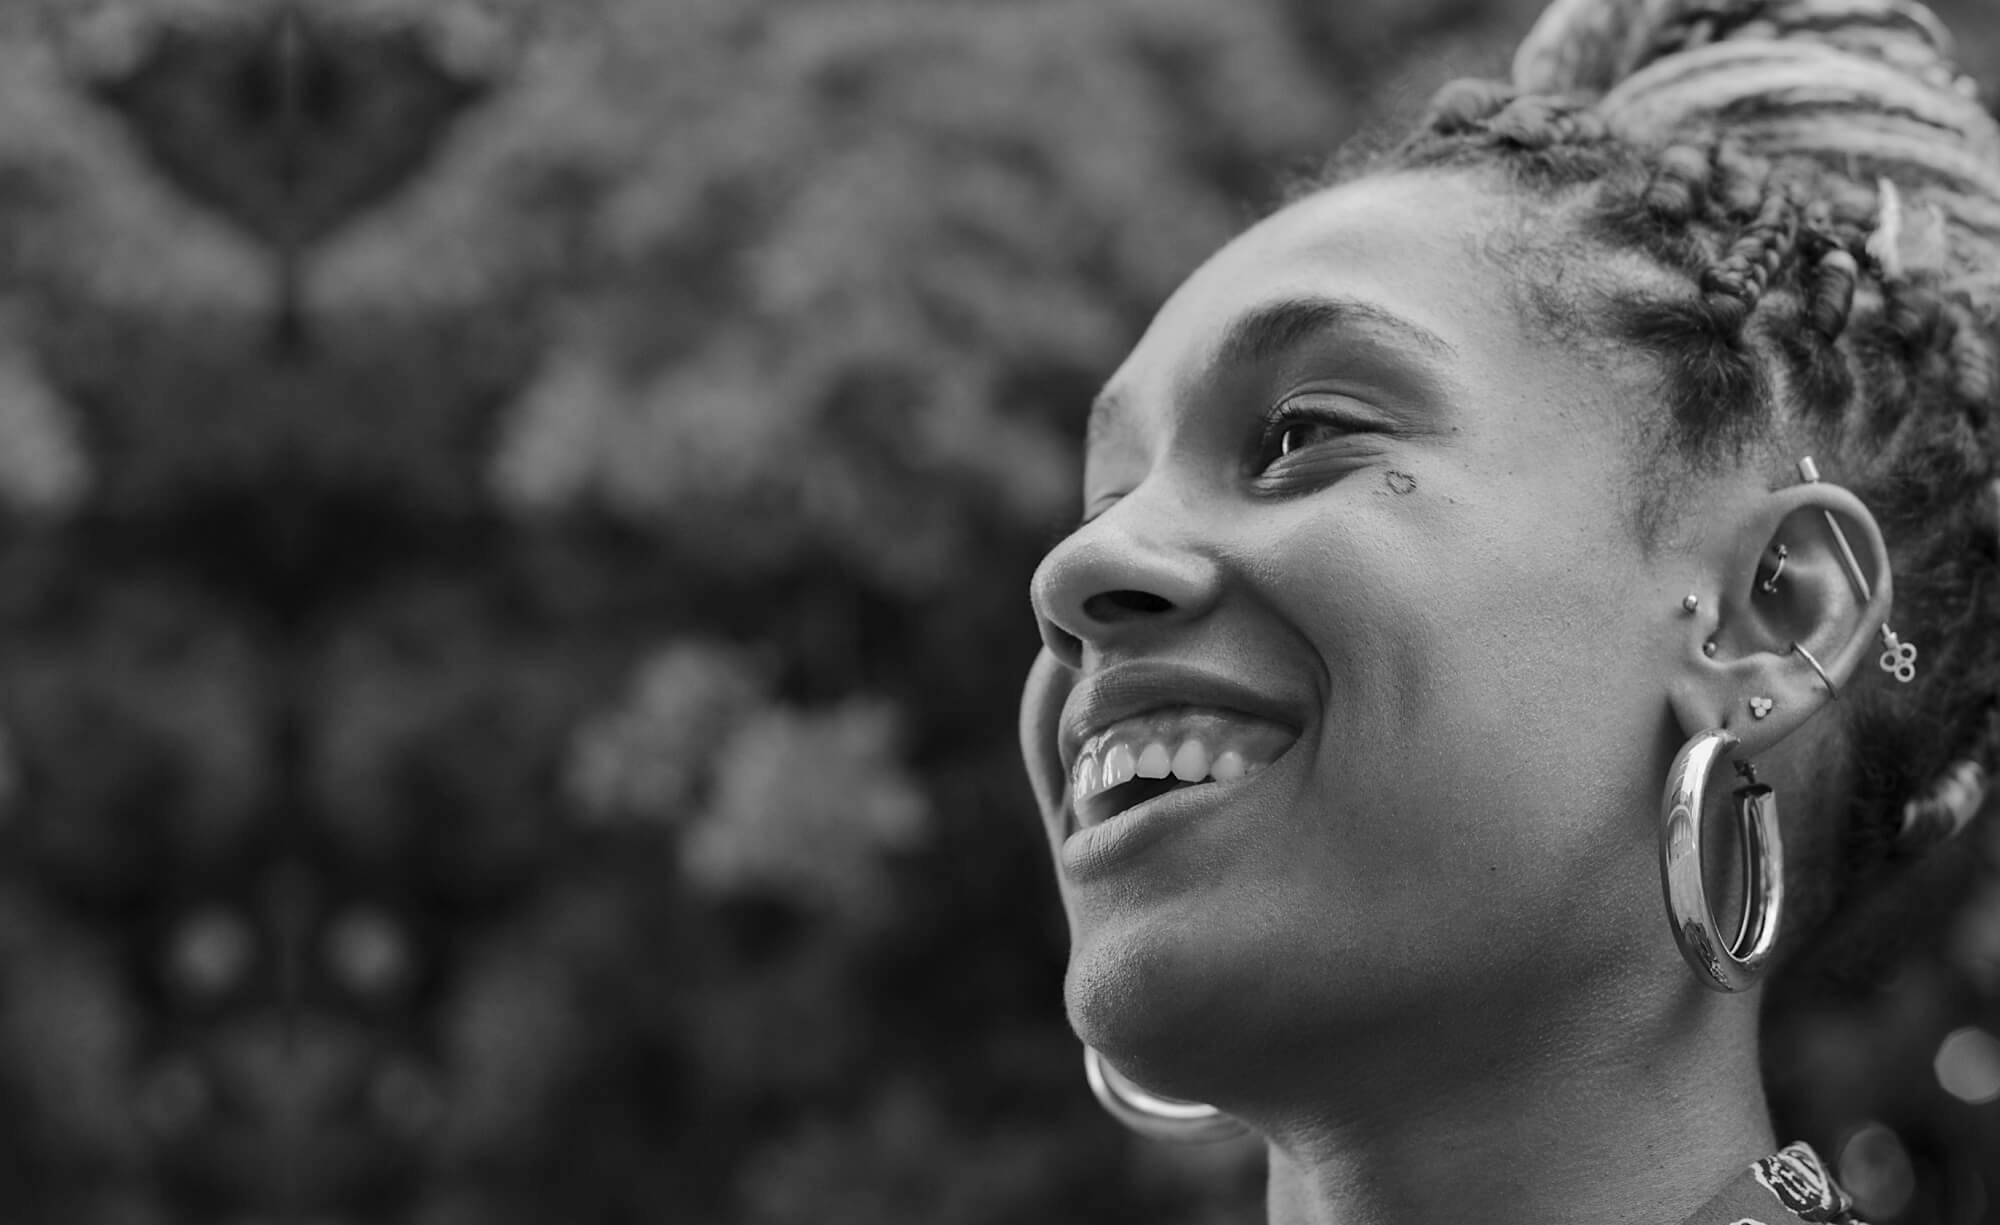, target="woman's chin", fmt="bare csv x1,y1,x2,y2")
1061,925,1255,1103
